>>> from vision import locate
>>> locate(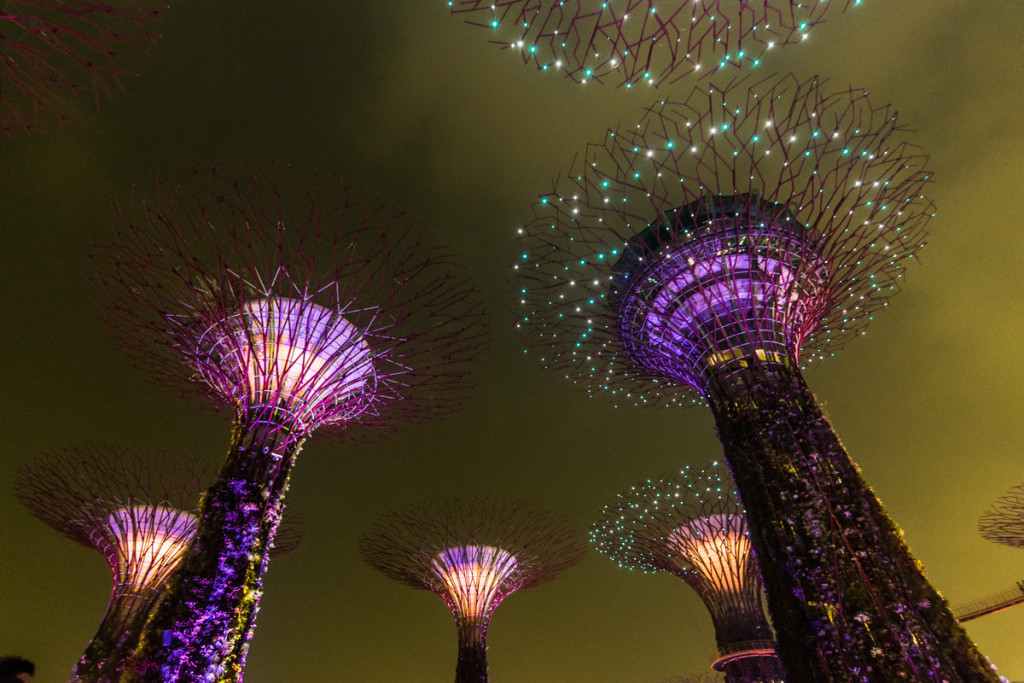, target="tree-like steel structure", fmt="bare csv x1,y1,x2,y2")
592,462,783,682
90,164,487,682
14,445,209,682
515,72,998,680
1,0,163,135
979,482,1024,551
449,0,858,87
359,498,585,683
